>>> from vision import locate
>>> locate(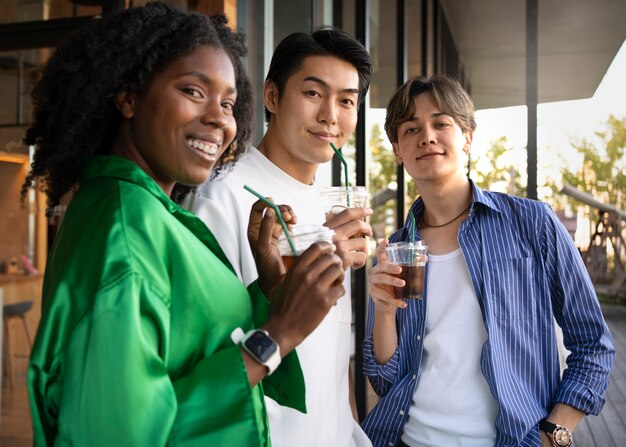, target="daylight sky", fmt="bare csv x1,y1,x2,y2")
473,38,626,189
